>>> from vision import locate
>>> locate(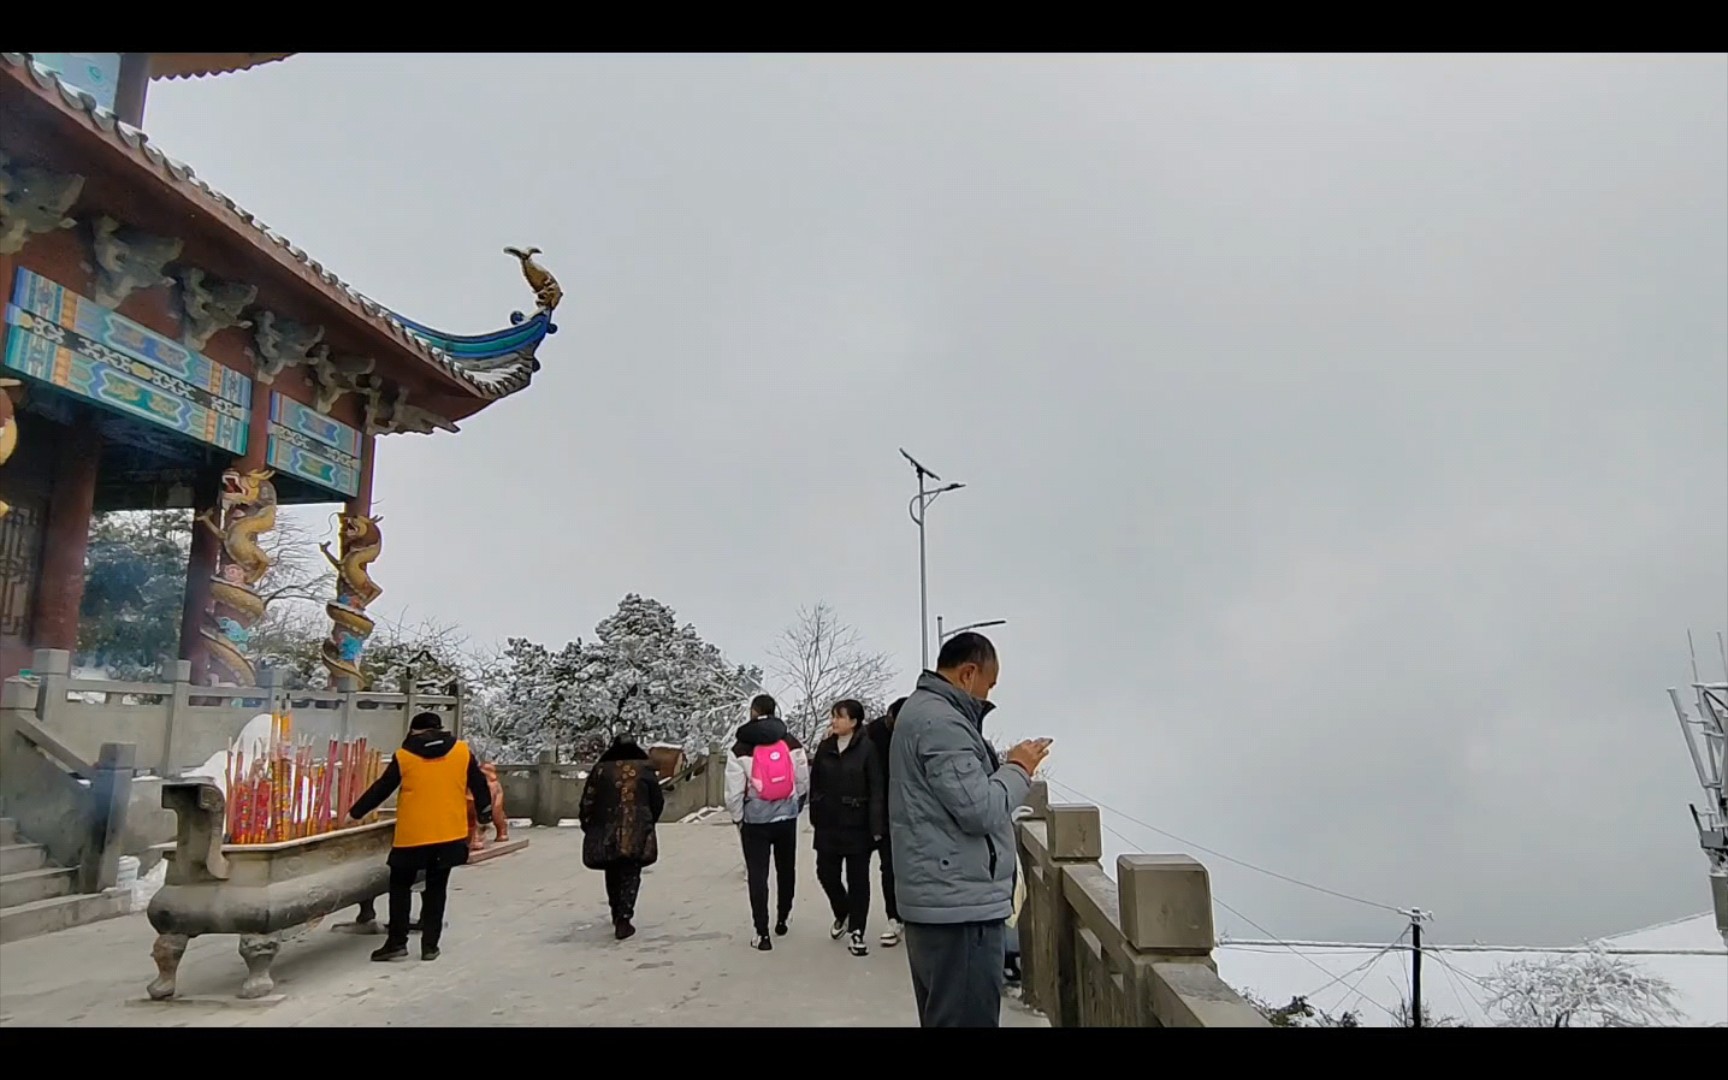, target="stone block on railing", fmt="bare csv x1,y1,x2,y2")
1117,854,1214,957
1023,780,1050,819
1047,804,1101,862
1,675,40,711
532,751,560,828
34,648,73,677
80,742,135,894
